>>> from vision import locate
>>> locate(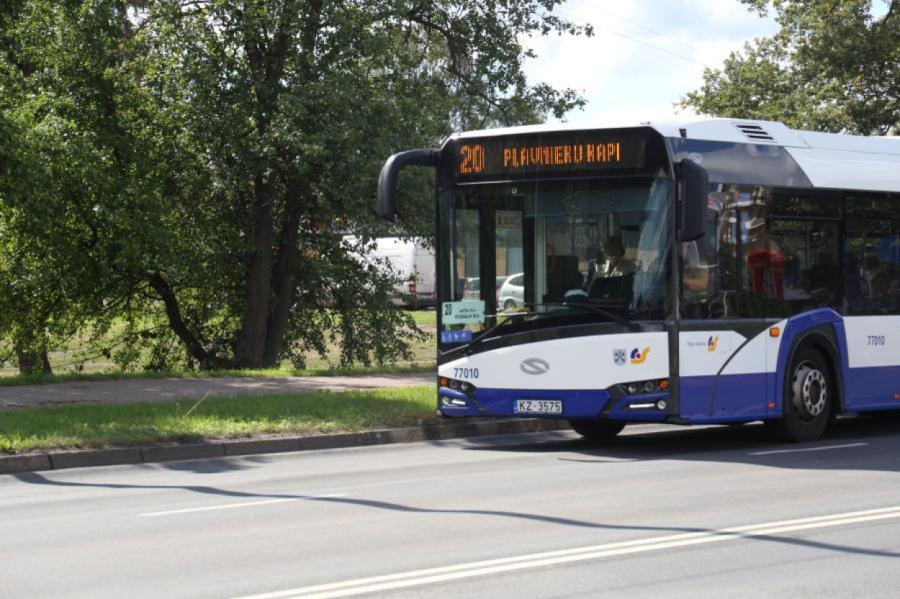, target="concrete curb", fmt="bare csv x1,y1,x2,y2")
0,418,571,474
